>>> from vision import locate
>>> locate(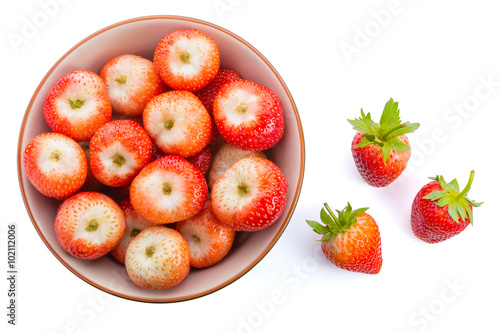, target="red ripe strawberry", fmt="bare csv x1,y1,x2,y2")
154,29,220,92
43,69,112,142
307,203,383,274
23,132,87,200
143,90,212,157
211,157,287,232
213,79,285,151
176,199,236,268
54,191,126,260
125,225,190,289
78,141,105,192
194,68,241,115
185,146,212,176
111,199,153,264
100,54,168,116
208,142,266,188
90,119,152,187
348,98,419,187
129,155,208,224
411,170,483,243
